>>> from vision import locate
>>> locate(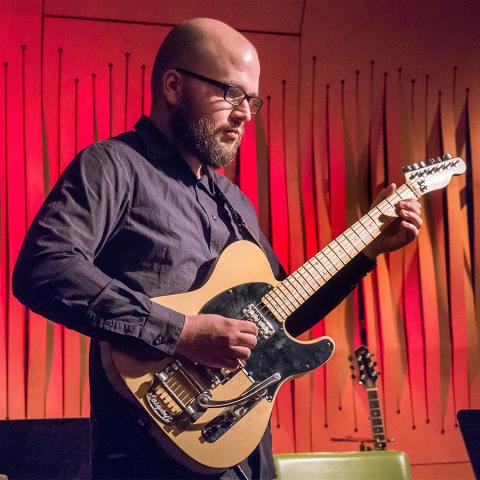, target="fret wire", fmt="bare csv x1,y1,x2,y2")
268,288,293,316
284,275,309,302
312,251,334,274
338,232,359,255
306,258,328,281
354,219,375,240
325,244,345,267
397,184,414,199
290,271,315,297
366,210,383,229
335,236,355,258
264,291,291,318
297,266,321,291
265,301,288,320
348,228,369,247
276,282,301,309
331,240,351,263
384,197,396,212
318,249,340,273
